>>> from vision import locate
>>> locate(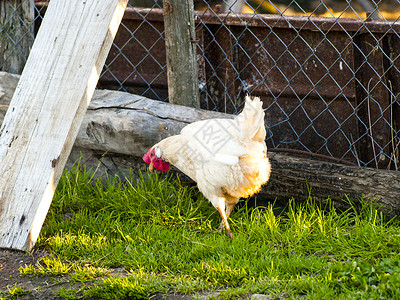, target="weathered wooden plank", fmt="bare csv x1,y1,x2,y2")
354,32,391,168
163,0,200,108
383,34,400,170
0,0,128,250
204,24,238,113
